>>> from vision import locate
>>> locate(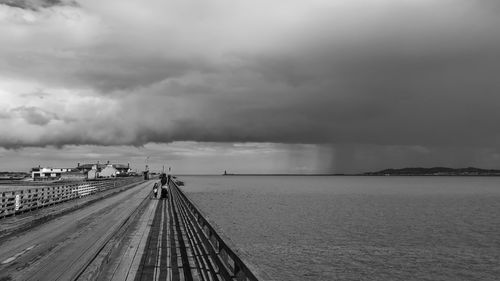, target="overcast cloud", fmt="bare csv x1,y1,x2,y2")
1,0,500,172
